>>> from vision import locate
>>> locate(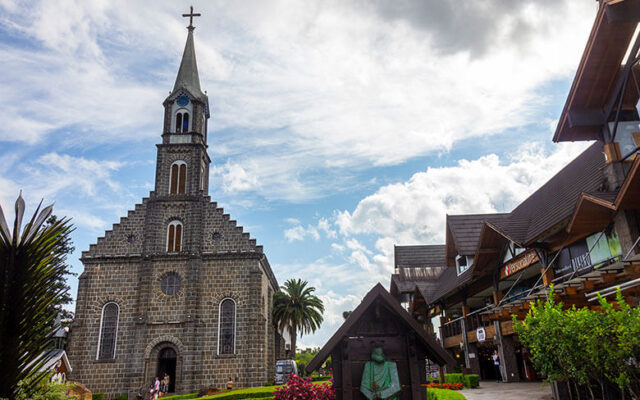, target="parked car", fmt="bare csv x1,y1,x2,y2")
274,359,298,384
